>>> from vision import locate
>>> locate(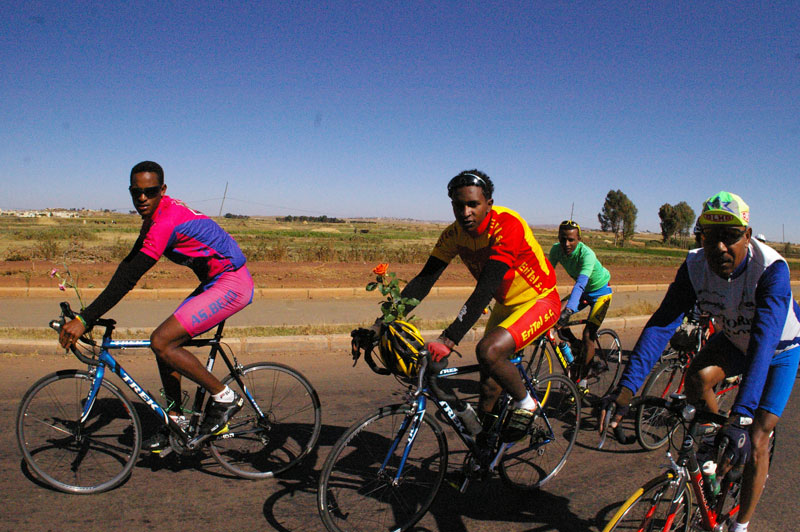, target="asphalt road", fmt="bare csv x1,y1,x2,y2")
0,289,673,329
3,326,799,532
5,284,800,330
